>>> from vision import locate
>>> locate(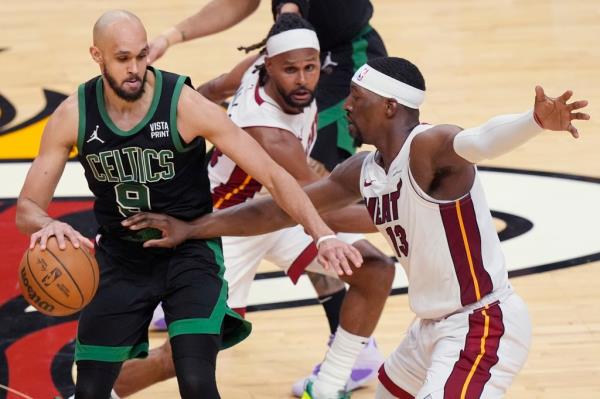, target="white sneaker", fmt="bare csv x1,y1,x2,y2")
291,336,384,397
65,390,120,399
